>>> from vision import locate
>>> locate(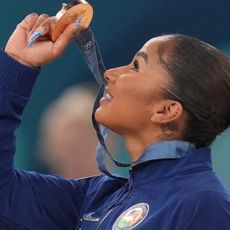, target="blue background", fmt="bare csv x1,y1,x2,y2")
0,0,229,188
